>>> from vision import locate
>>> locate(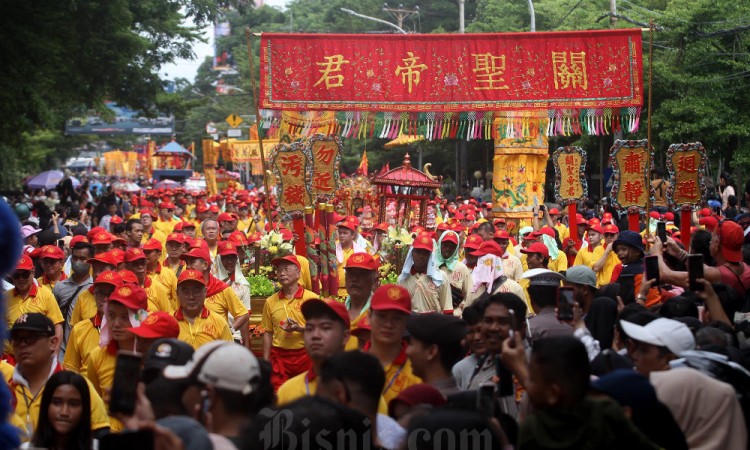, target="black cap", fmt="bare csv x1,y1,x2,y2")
11,313,54,337
143,338,195,373
407,313,467,346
